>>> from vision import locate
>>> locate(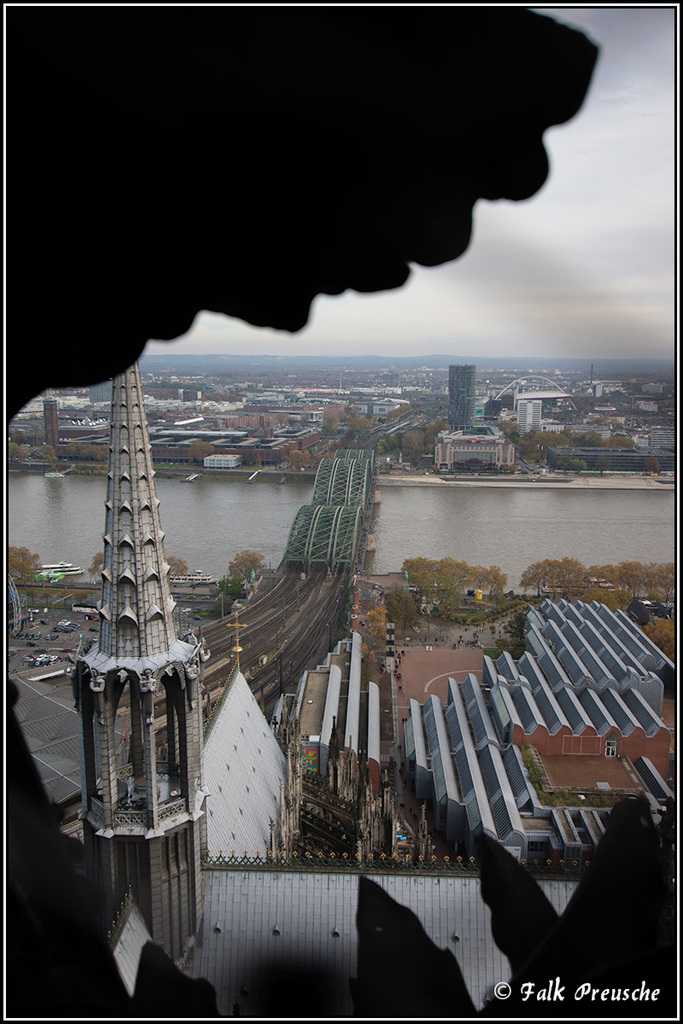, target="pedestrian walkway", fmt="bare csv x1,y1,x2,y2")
390,645,485,858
